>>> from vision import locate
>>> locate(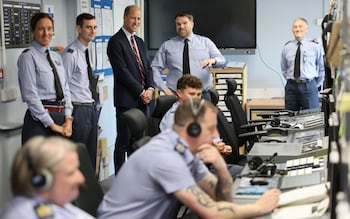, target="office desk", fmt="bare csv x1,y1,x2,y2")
232,164,329,219
246,98,285,120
